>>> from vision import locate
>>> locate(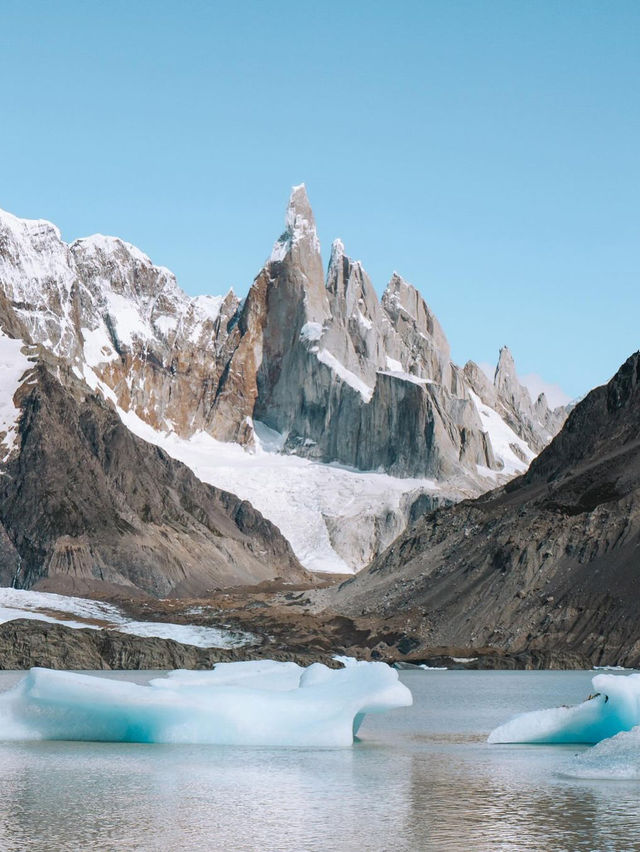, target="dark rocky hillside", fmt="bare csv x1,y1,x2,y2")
0,363,310,597
331,352,640,667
